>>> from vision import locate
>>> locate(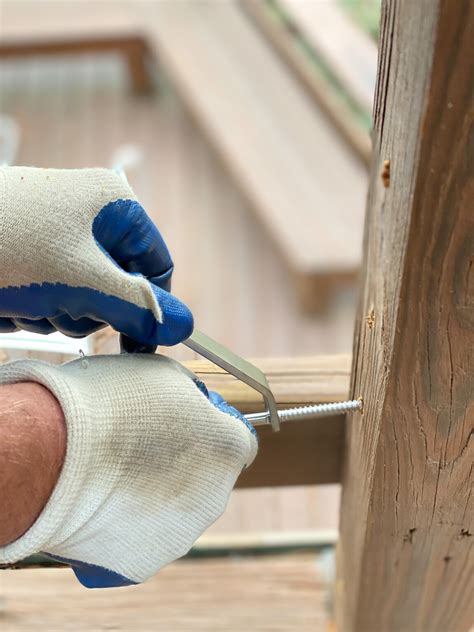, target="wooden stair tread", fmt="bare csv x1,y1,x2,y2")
147,1,367,277
279,0,377,114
